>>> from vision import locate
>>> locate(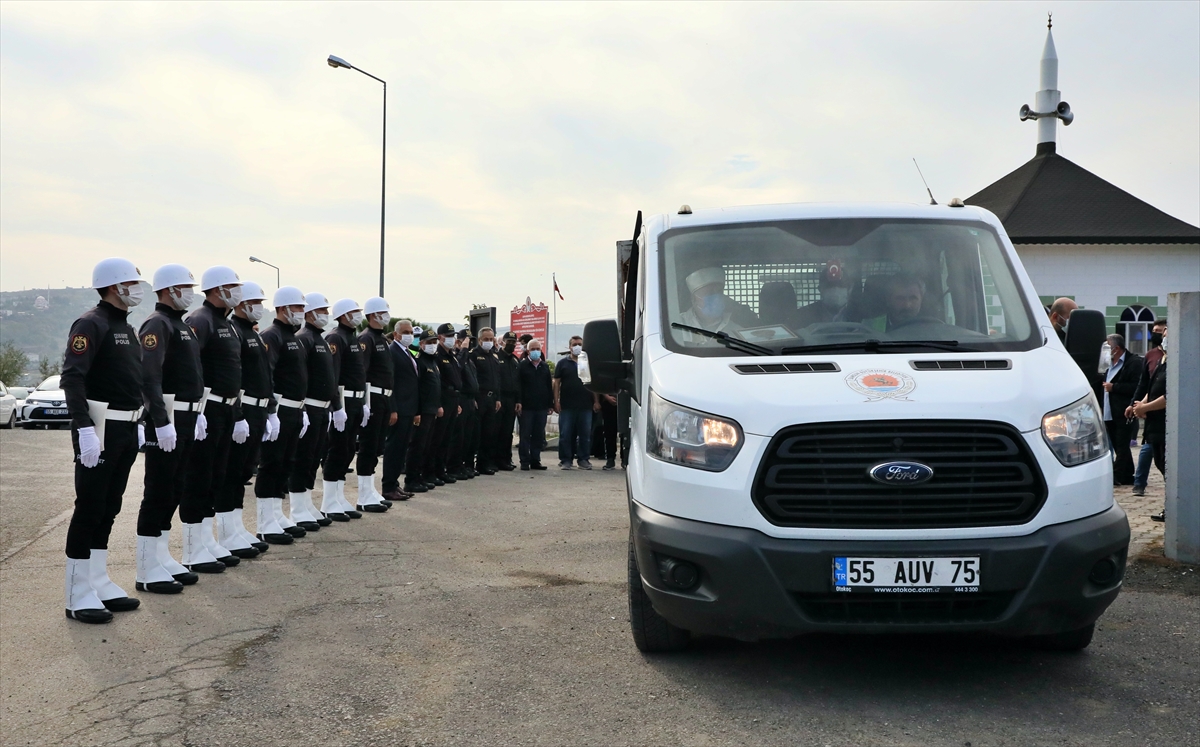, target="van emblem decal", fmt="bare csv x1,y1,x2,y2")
868,461,934,485
845,369,916,401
